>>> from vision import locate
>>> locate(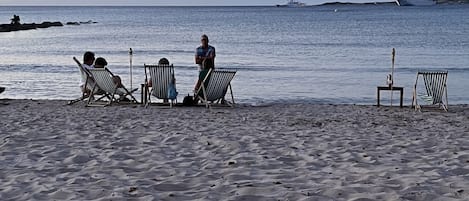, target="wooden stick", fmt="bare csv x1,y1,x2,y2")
390,48,395,106
129,48,133,90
